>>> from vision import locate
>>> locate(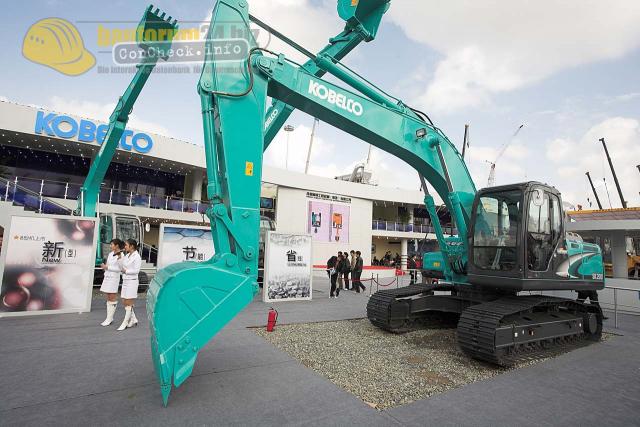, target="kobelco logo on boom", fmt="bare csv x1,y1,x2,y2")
264,108,279,130
34,111,153,154
308,81,363,116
